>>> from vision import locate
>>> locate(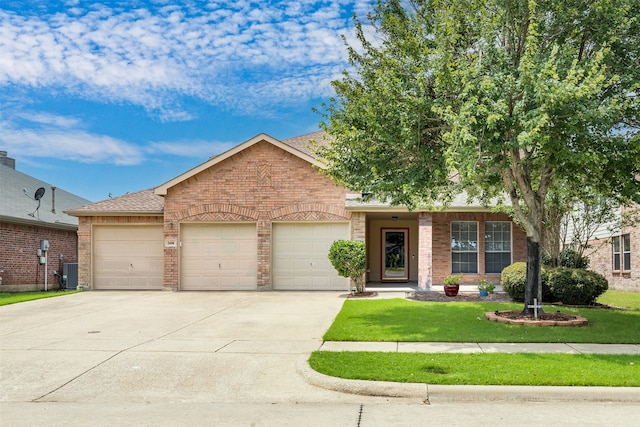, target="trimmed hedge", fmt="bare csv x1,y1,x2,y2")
547,267,608,305
500,262,553,302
